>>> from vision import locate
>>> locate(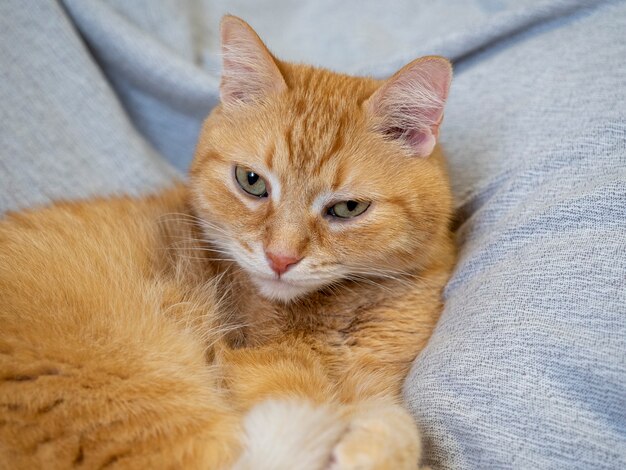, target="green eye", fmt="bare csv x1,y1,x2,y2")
327,200,370,219
235,166,268,197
